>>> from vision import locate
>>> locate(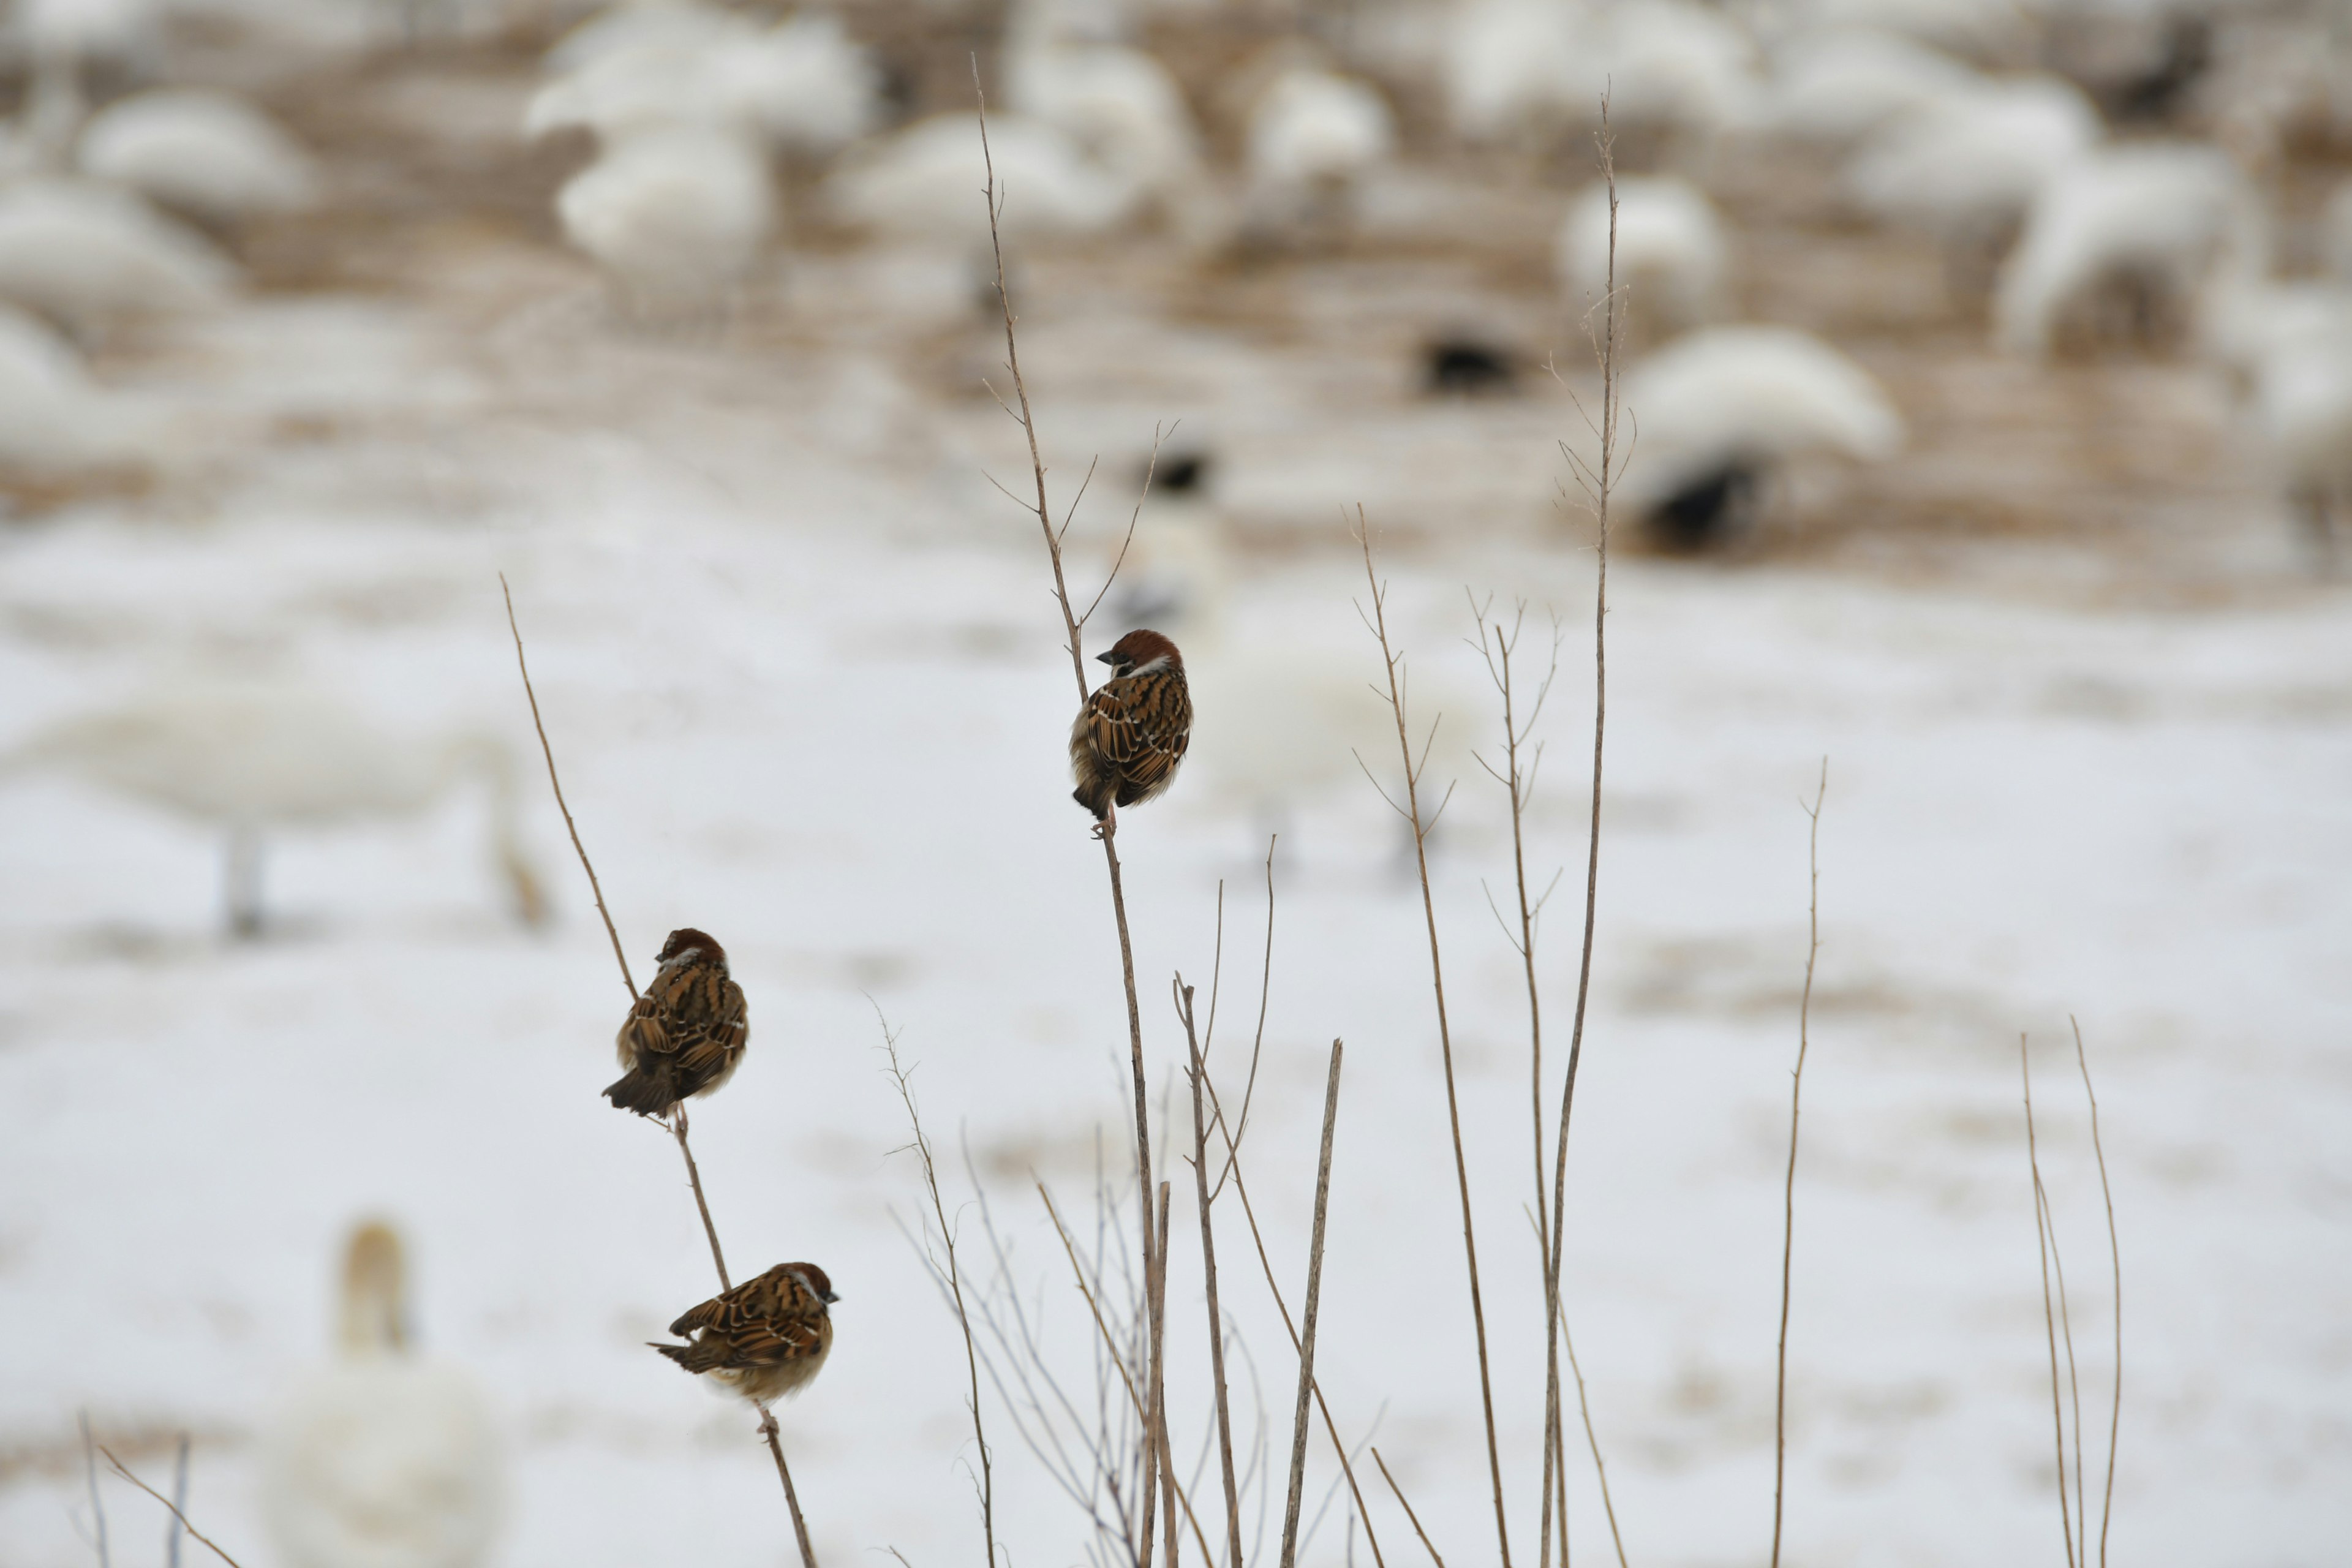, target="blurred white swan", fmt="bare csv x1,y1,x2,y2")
1002,4,1216,243
528,6,880,158
1612,325,1905,549
0,176,234,339
1993,141,2249,359
2,680,548,937
0,301,154,481
557,122,775,322
1242,66,1396,243
826,111,1138,250
1846,74,2101,291
260,1221,507,1568
77,89,319,226
1763,28,1981,145
1555,175,1727,346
